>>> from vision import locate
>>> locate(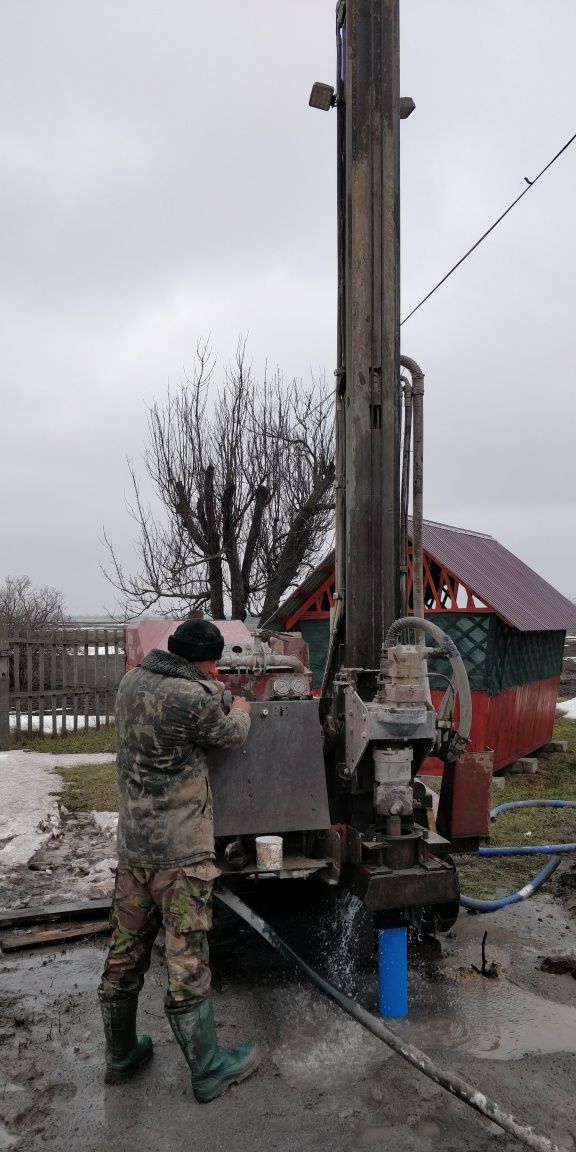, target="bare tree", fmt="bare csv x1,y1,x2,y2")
0,575,66,634
104,339,335,622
